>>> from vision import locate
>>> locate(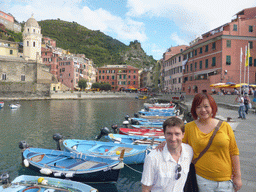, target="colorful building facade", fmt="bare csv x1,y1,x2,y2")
97,65,139,90
182,7,256,95
0,39,19,57
163,45,187,92
0,10,21,33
